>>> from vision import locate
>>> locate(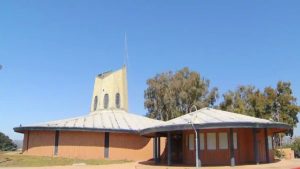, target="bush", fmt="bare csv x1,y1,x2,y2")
292,138,300,151
274,149,285,159
0,132,17,151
